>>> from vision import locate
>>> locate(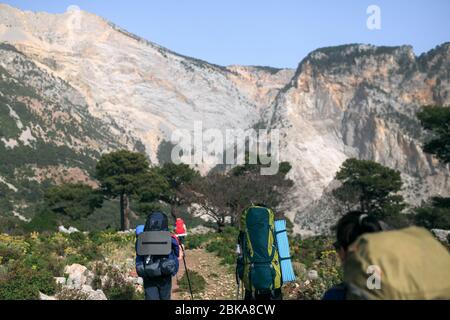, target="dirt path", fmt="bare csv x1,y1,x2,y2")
173,248,236,300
